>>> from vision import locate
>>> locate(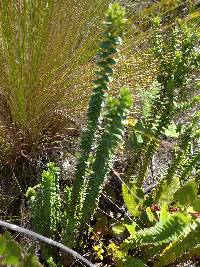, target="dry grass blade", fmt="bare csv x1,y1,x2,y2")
0,0,109,162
